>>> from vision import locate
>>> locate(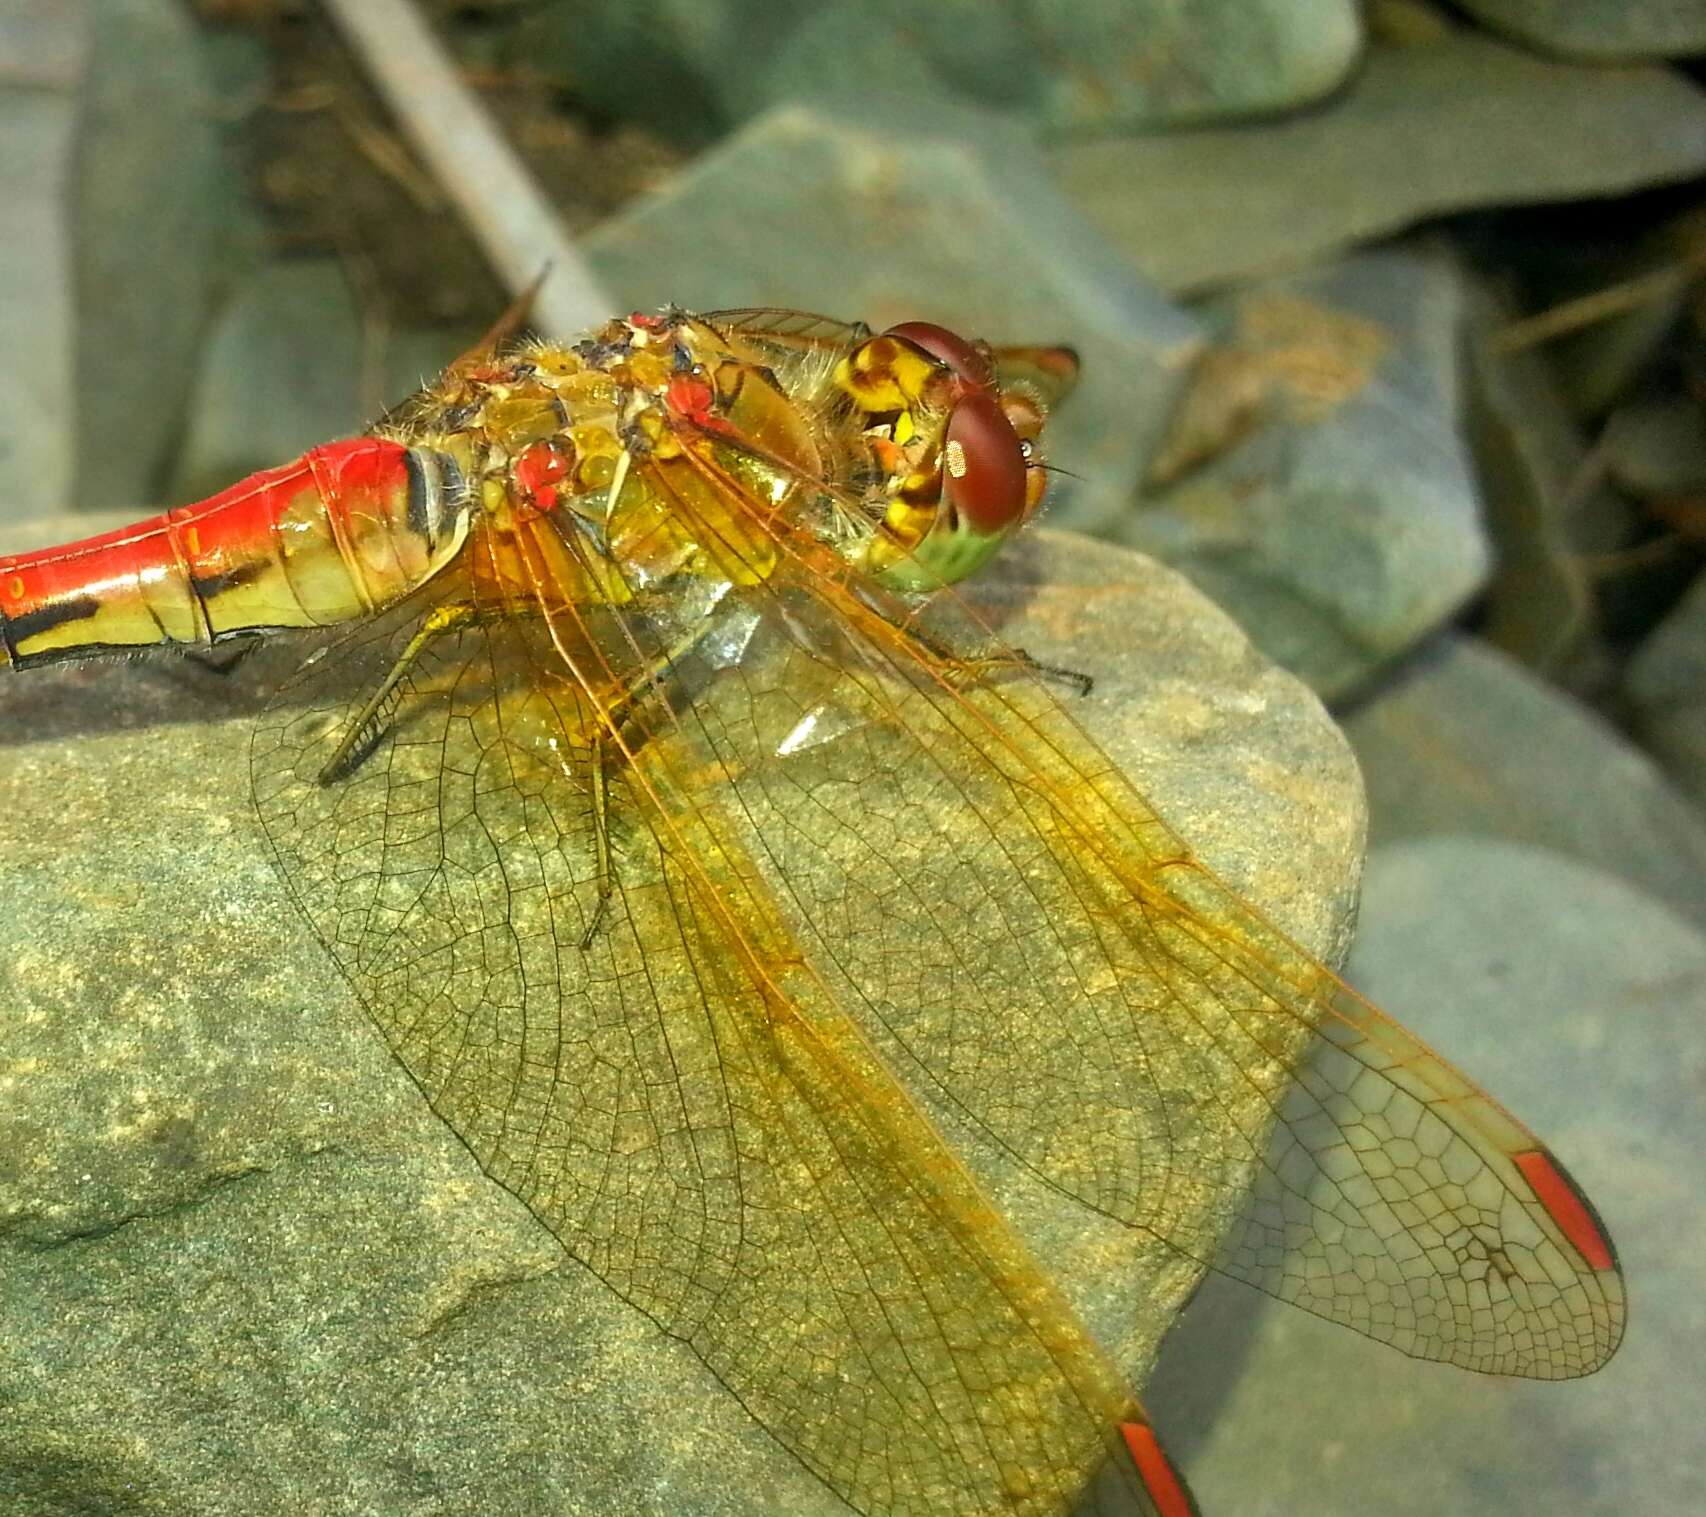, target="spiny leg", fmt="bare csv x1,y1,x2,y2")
183,639,262,678
952,645,1093,697
575,618,728,947
316,601,479,785
578,725,617,949
899,620,1094,698
309,595,710,945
